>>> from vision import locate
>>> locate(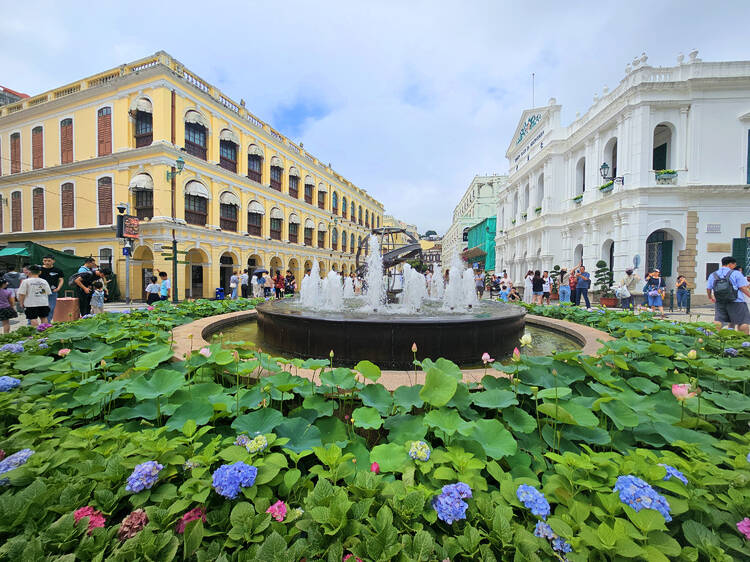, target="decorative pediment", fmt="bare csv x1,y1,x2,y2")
506,109,548,157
